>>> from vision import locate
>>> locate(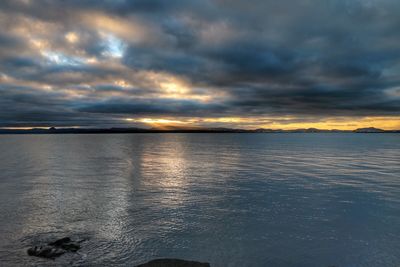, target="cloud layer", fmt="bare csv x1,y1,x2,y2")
0,0,399,128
